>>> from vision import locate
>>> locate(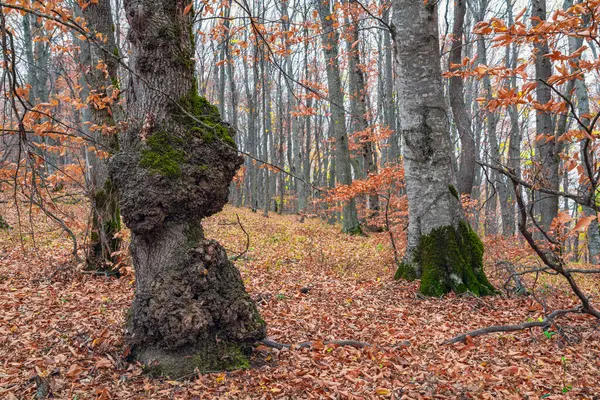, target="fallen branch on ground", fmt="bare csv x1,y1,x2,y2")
261,338,371,350
443,307,583,345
